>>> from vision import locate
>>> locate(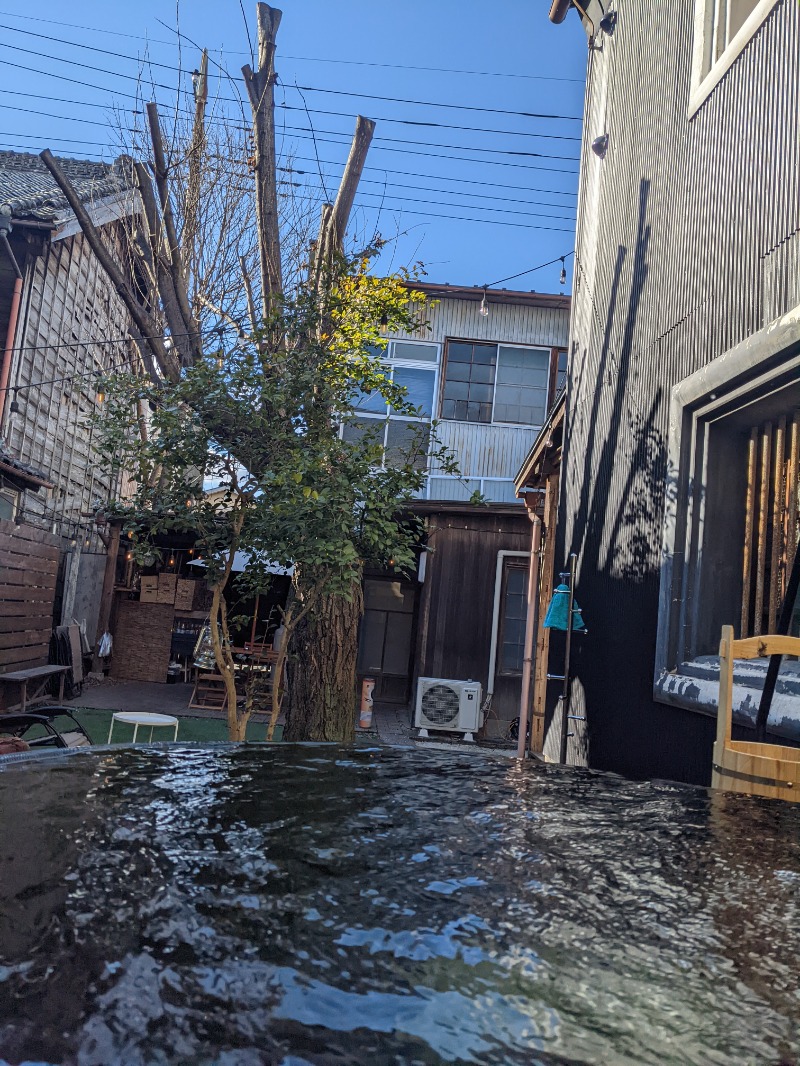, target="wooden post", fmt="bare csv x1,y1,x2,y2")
769,417,786,632
242,3,283,316
91,524,120,672
740,427,757,637
754,422,772,635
